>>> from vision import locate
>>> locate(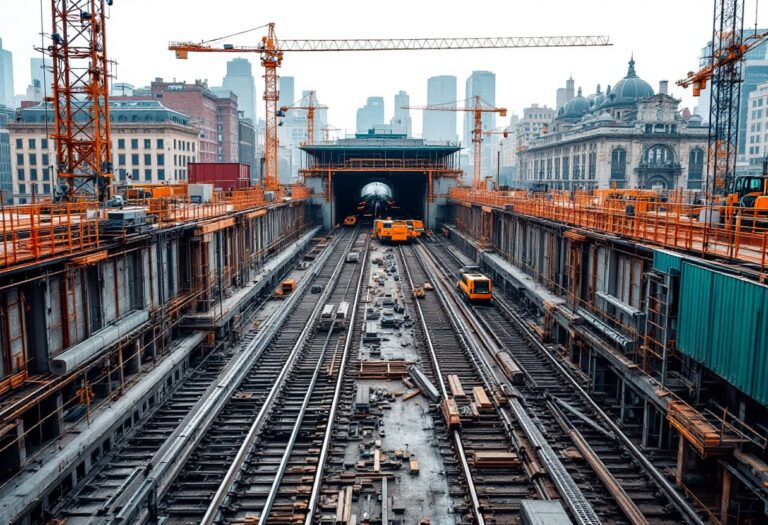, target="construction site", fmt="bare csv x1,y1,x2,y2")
0,1,767,524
